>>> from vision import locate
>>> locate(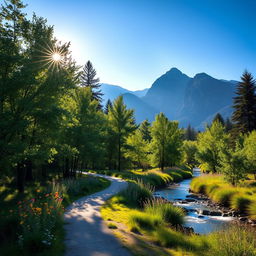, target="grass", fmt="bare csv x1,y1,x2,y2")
144,198,185,226
0,174,110,256
206,225,256,256
101,169,256,256
190,174,256,215
89,166,193,189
